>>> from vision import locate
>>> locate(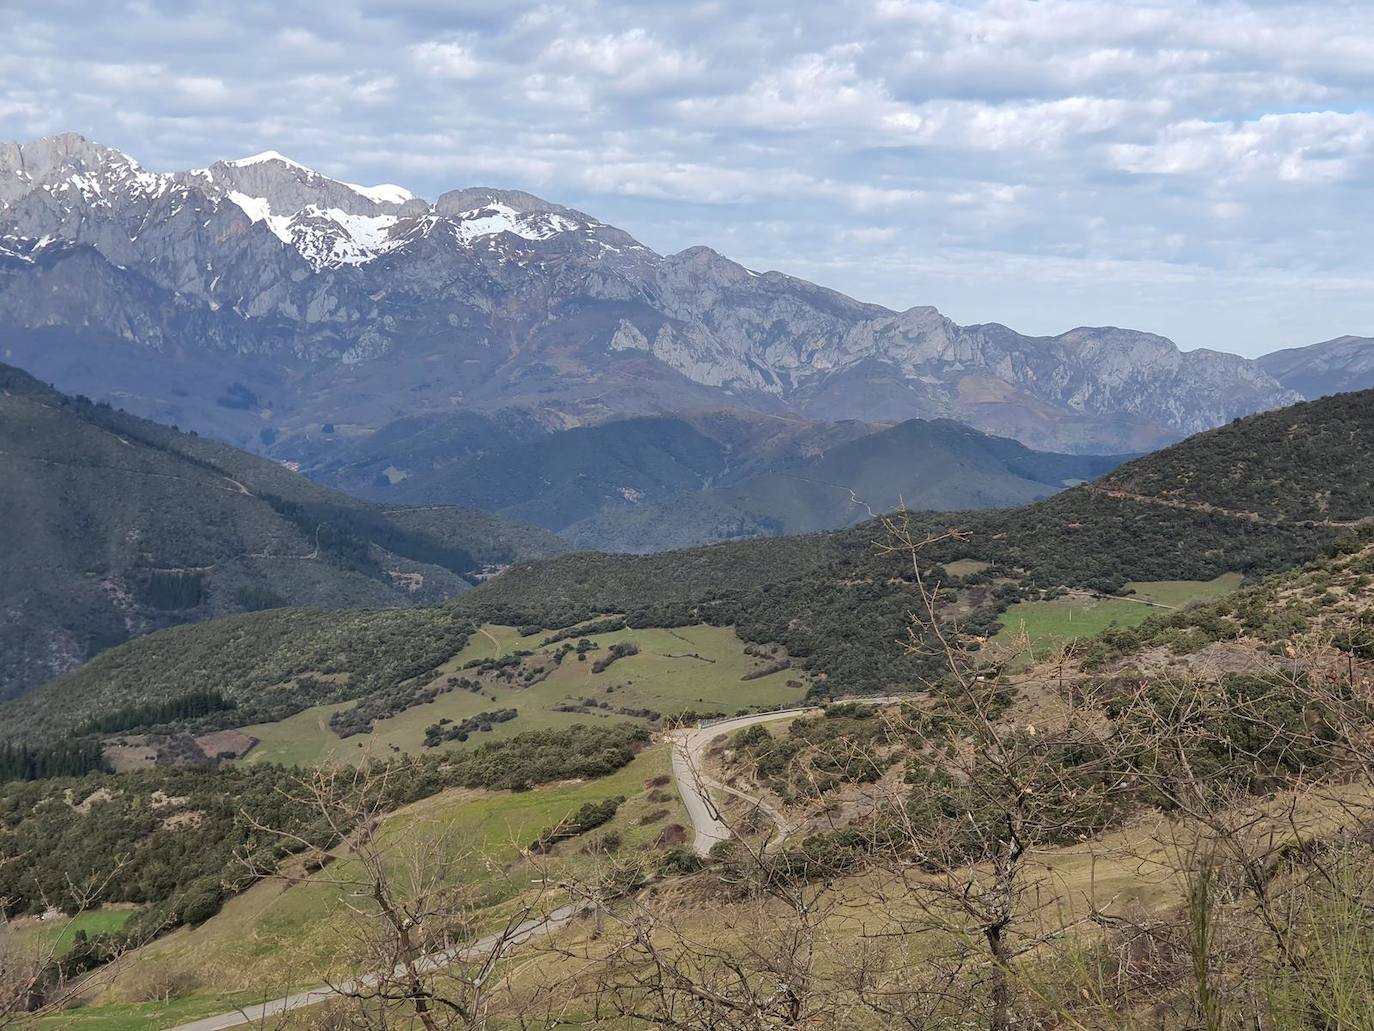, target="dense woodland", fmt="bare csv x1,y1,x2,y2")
462,491,1336,698
459,390,1374,697
1102,391,1374,521
0,608,477,740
